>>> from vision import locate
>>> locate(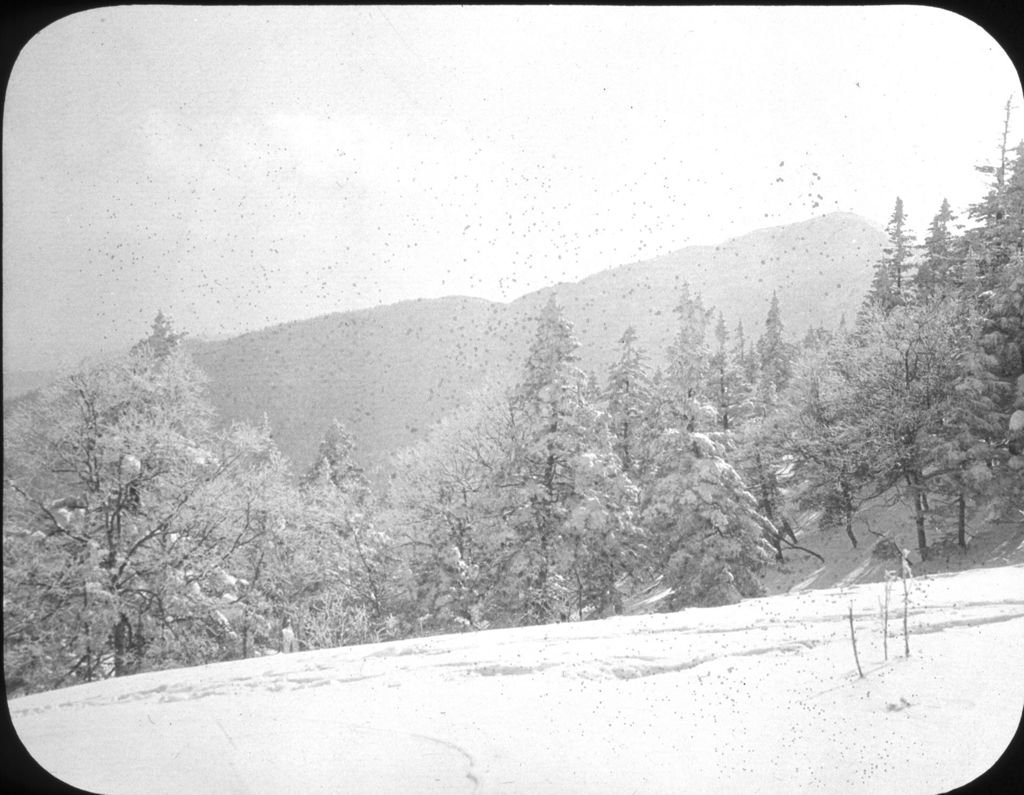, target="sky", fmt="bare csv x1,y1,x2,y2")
3,6,1022,372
